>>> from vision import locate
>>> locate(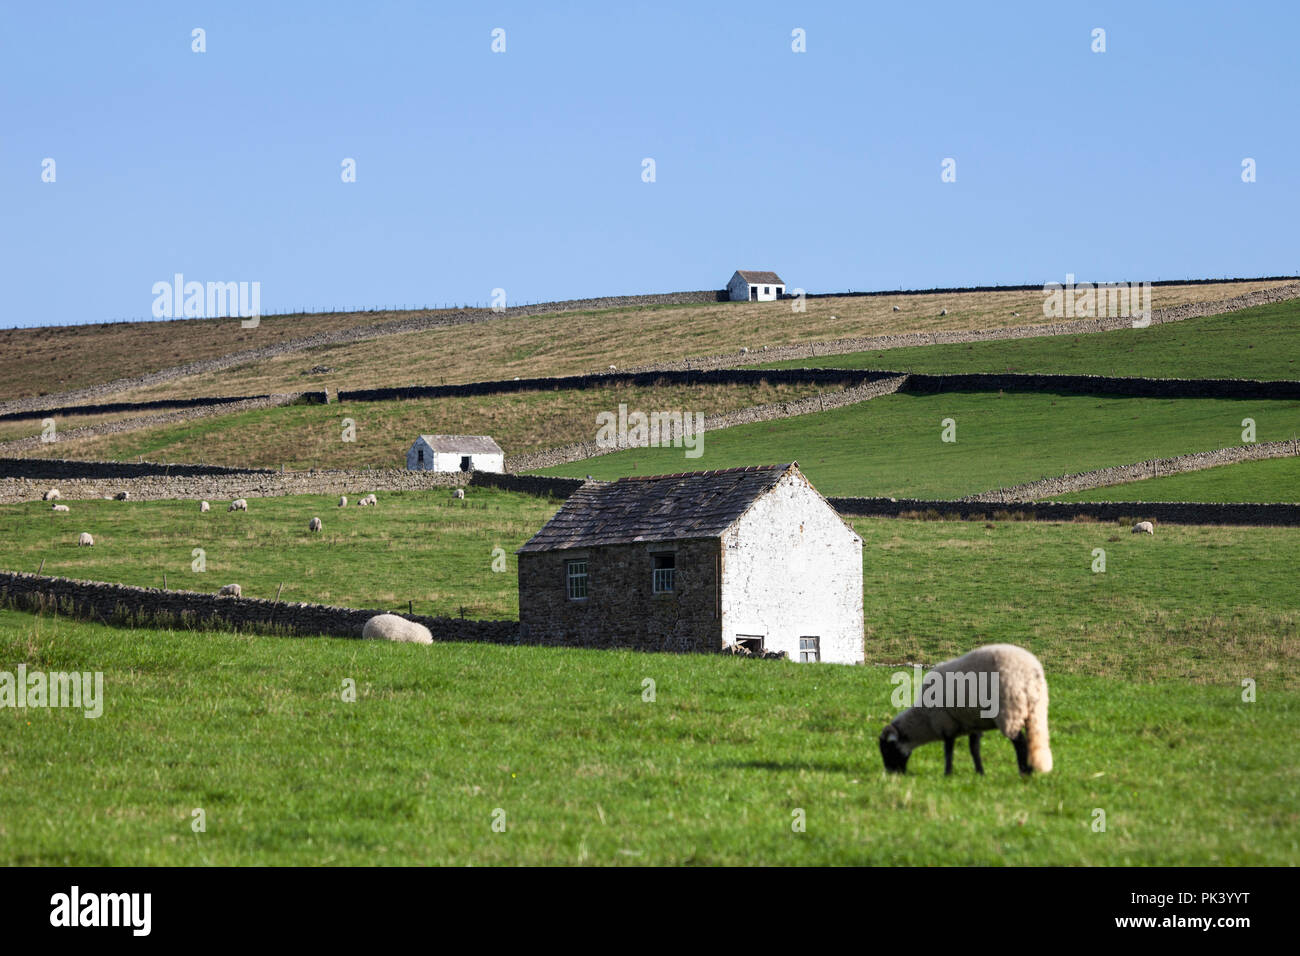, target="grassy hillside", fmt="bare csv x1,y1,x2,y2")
535,392,1300,499
85,281,1294,405
757,299,1300,380
1,607,1295,865
16,380,829,470
1048,456,1300,503
3,496,1296,688
0,489,555,619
